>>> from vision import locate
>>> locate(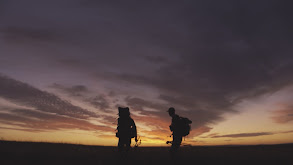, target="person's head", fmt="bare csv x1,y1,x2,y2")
167,107,175,117
118,107,130,117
